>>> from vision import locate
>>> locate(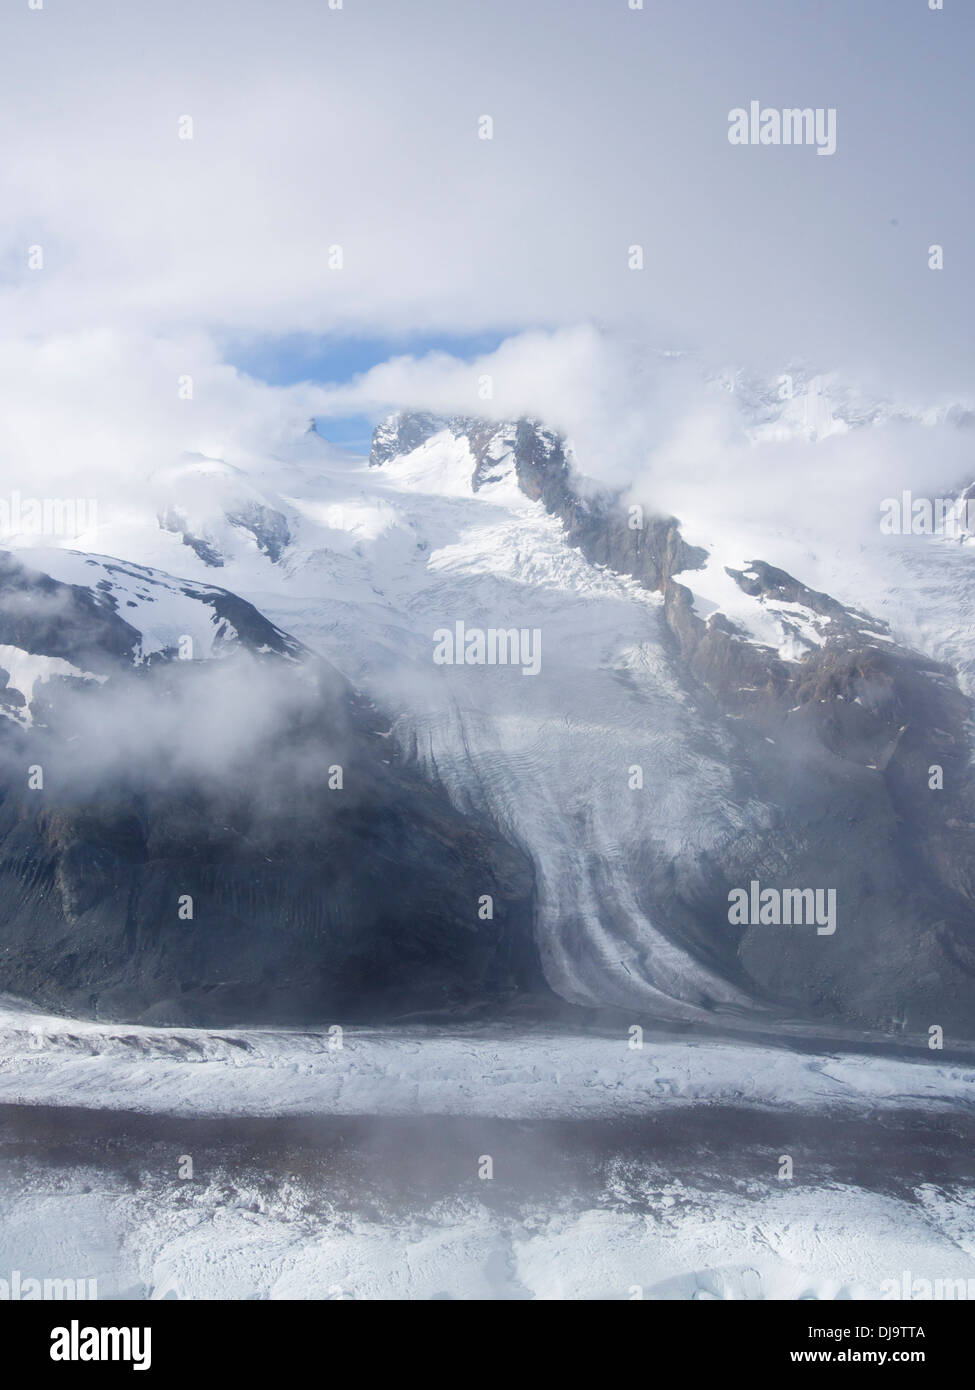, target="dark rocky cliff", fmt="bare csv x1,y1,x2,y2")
0,552,540,1025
